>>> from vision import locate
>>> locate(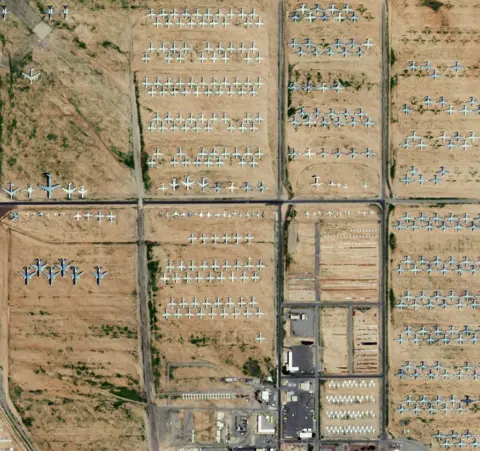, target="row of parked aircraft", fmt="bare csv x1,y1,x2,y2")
1,174,86,199
20,259,107,286
288,147,375,159
157,178,267,193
